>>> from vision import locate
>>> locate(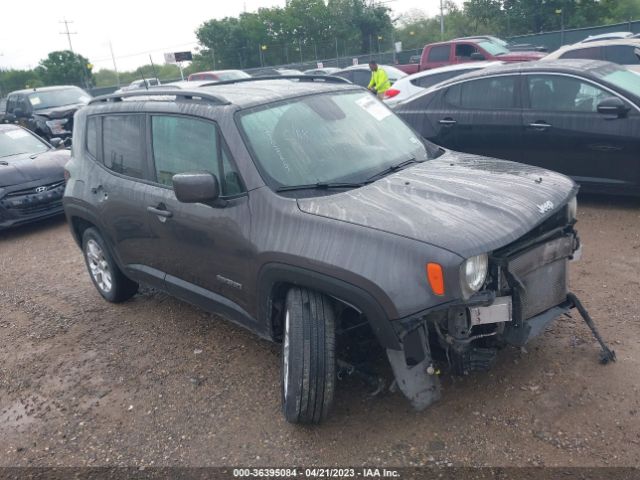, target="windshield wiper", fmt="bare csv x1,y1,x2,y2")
276,182,365,192
364,157,421,183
